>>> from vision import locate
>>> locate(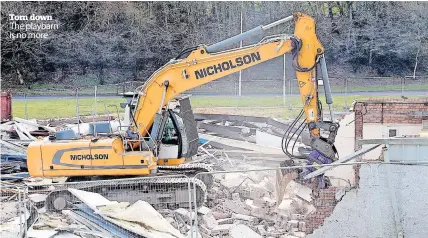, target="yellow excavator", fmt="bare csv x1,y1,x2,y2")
27,12,339,209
